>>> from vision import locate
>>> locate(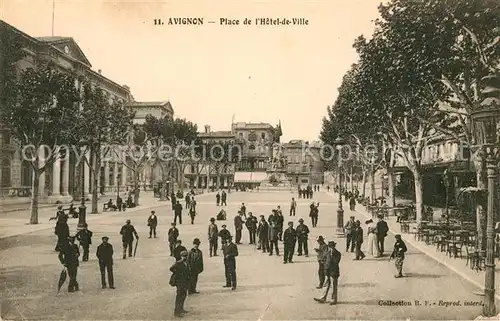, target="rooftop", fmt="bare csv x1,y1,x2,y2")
198,130,235,138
